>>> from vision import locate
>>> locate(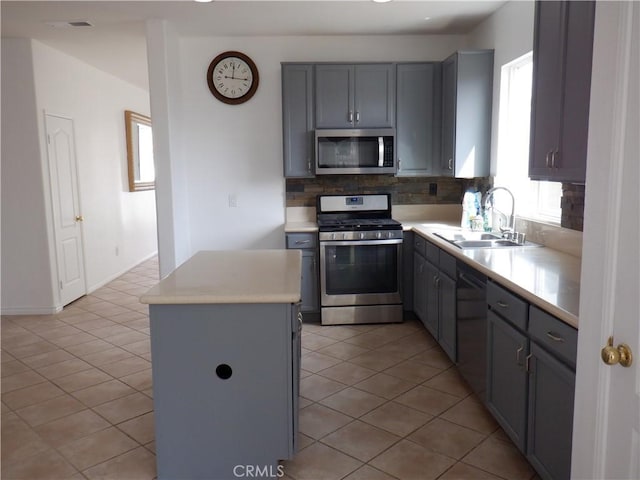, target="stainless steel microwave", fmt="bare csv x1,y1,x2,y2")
315,129,396,175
